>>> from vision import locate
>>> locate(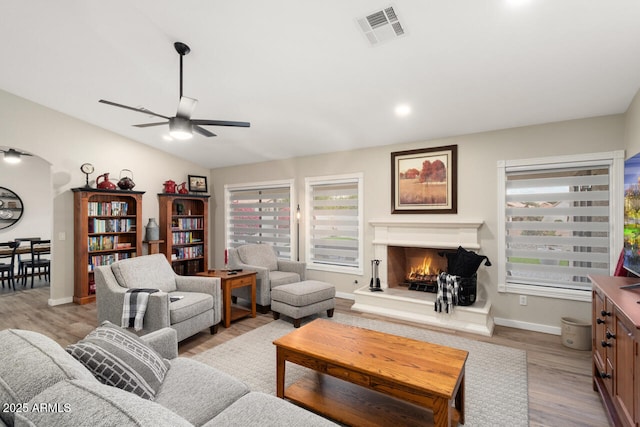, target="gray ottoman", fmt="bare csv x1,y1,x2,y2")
271,280,336,328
